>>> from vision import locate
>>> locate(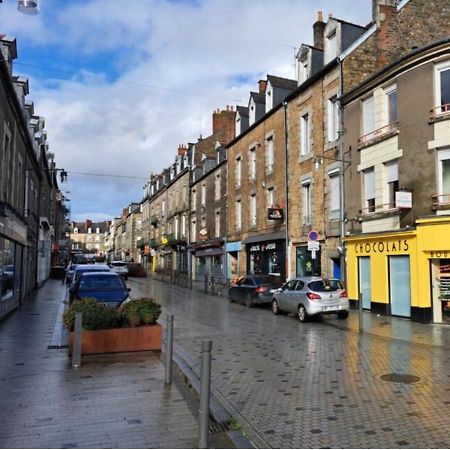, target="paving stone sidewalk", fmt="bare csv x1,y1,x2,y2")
0,280,198,449
130,276,450,449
